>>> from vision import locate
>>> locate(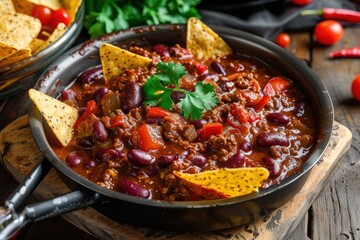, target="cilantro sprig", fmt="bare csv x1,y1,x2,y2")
84,0,201,38
143,62,219,120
